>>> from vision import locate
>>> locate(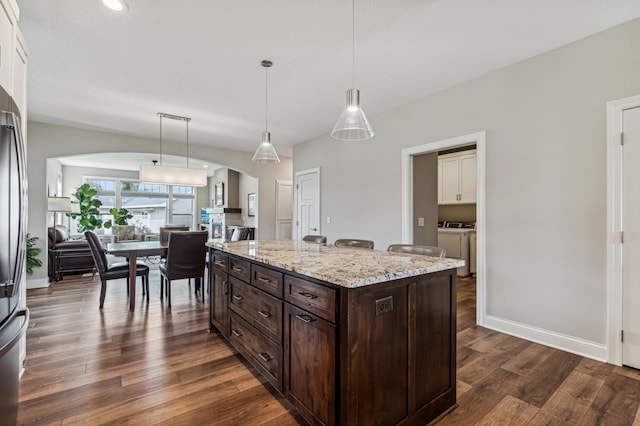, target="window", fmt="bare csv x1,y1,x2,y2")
82,177,196,233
